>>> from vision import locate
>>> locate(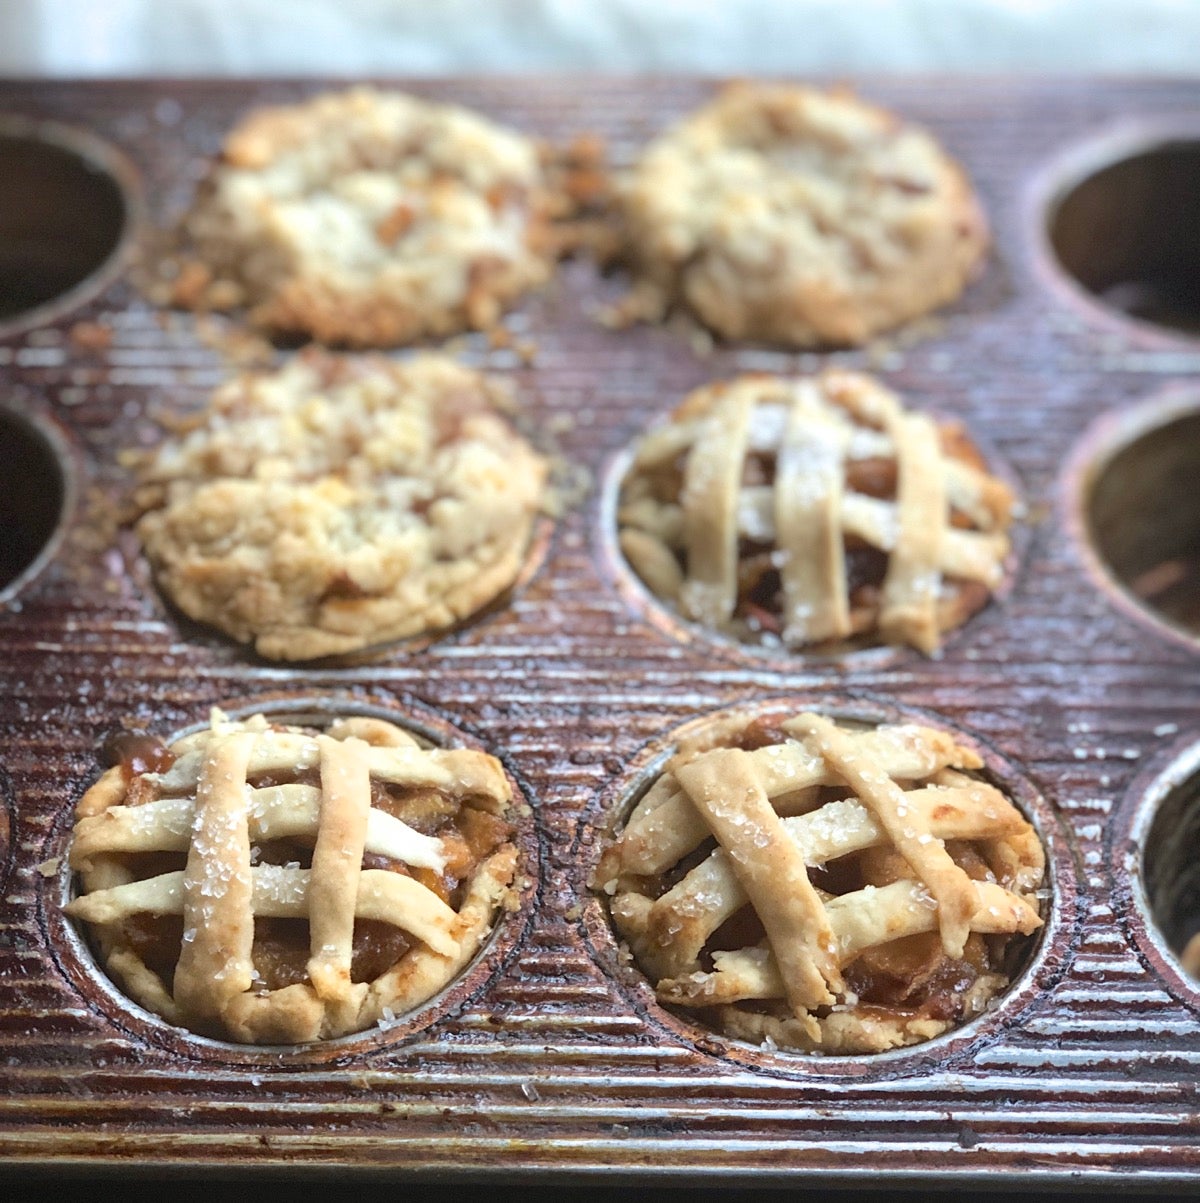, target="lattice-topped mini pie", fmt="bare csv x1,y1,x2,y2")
130,351,548,661
65,711,519,1044
595,709,1045,1054
167,86,569,346
617,370,1015,655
